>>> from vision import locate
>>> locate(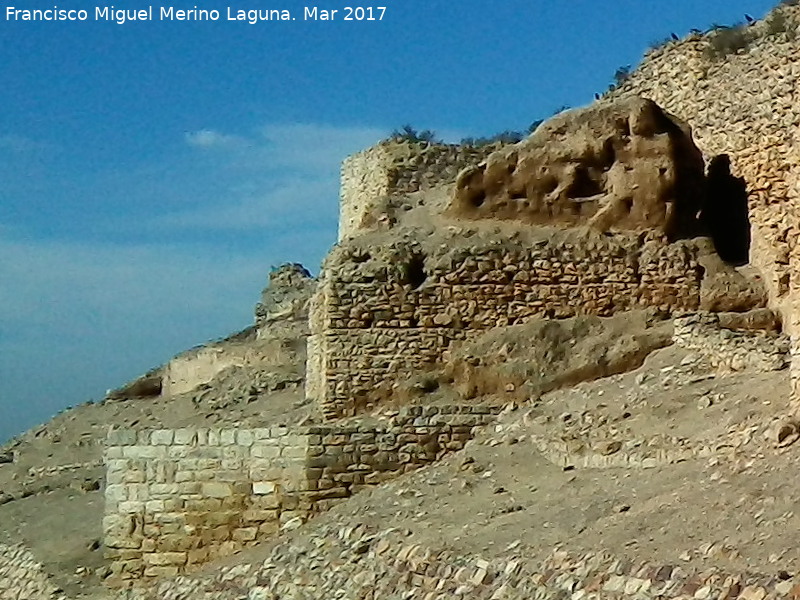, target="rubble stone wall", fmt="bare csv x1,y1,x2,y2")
309,235,703,420
118,524,795,600
103,404,498,586
673,312,789,374
0,543,64,600
339,141,500,240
